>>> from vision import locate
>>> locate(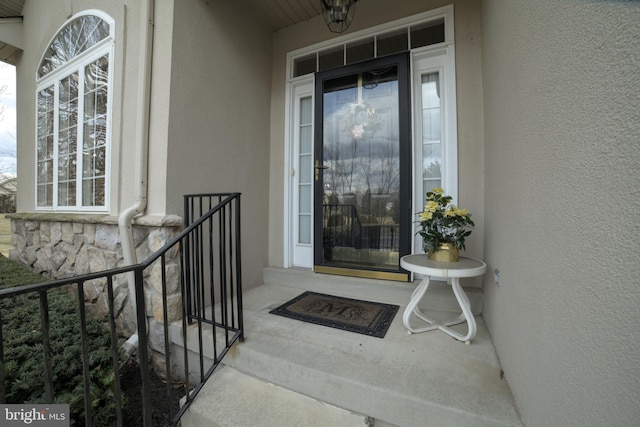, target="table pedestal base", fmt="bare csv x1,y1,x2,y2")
402,275,476,344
